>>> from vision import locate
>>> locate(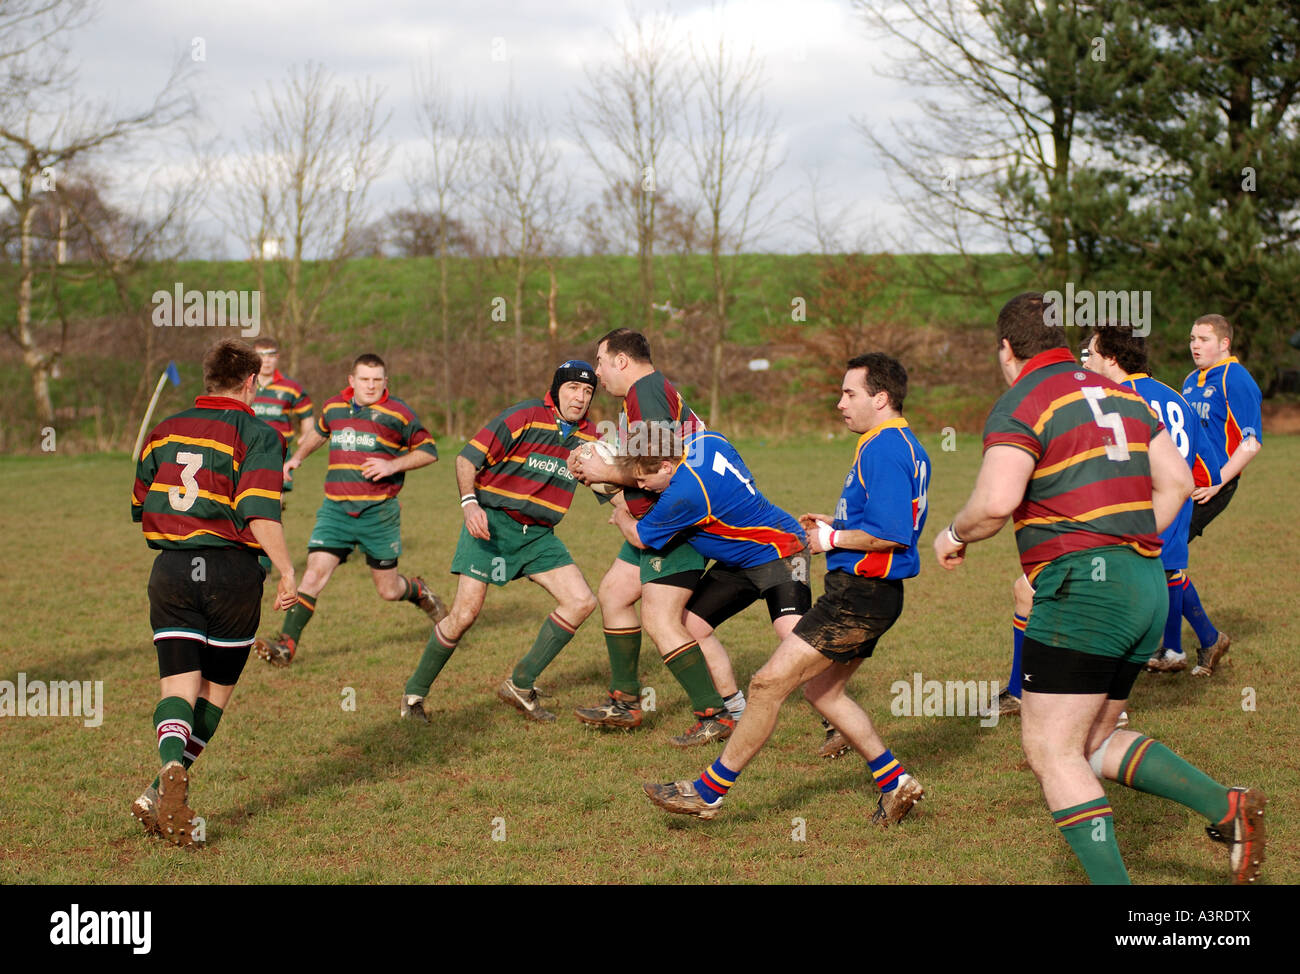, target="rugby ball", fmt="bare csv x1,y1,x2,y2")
578,440,620,495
